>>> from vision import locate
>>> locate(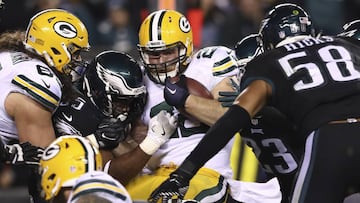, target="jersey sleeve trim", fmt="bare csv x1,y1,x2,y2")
212,56,238,76
12,75,60,111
